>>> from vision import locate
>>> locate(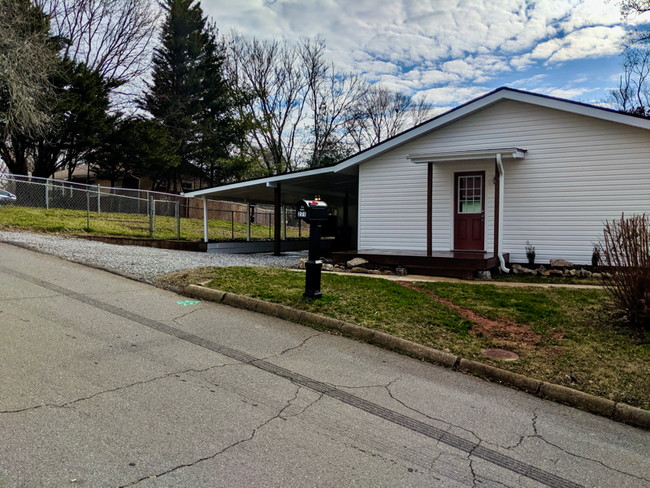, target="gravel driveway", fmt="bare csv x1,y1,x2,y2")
0,231,302,282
